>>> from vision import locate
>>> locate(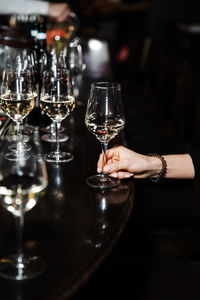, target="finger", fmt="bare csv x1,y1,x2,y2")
103,161,122,173
105,147,120,161
97,153,105,173
109,172,133,179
